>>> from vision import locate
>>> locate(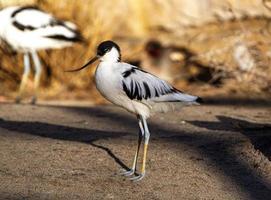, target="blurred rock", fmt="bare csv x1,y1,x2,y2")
0,0,34,6
141,40,222,86
135,0,271,33
233,42,255,72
